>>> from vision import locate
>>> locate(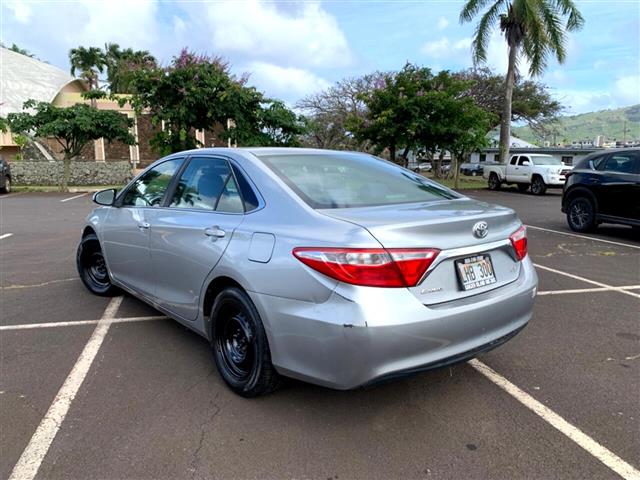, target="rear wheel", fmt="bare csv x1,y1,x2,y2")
76,233,120,296
517,183,529,193
567,196,596,232
531,176,547,195
0,176,10,194
211,287,281,397
471,170,478,176
488,173,501,190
